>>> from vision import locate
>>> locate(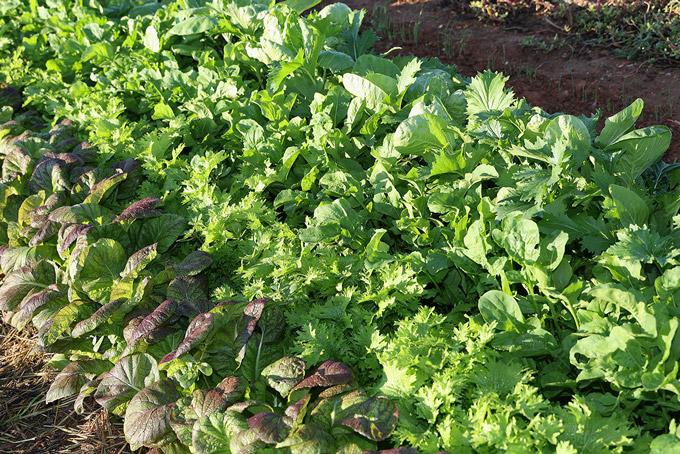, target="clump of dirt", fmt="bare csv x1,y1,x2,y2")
329,0,680,161
0,324,134,454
